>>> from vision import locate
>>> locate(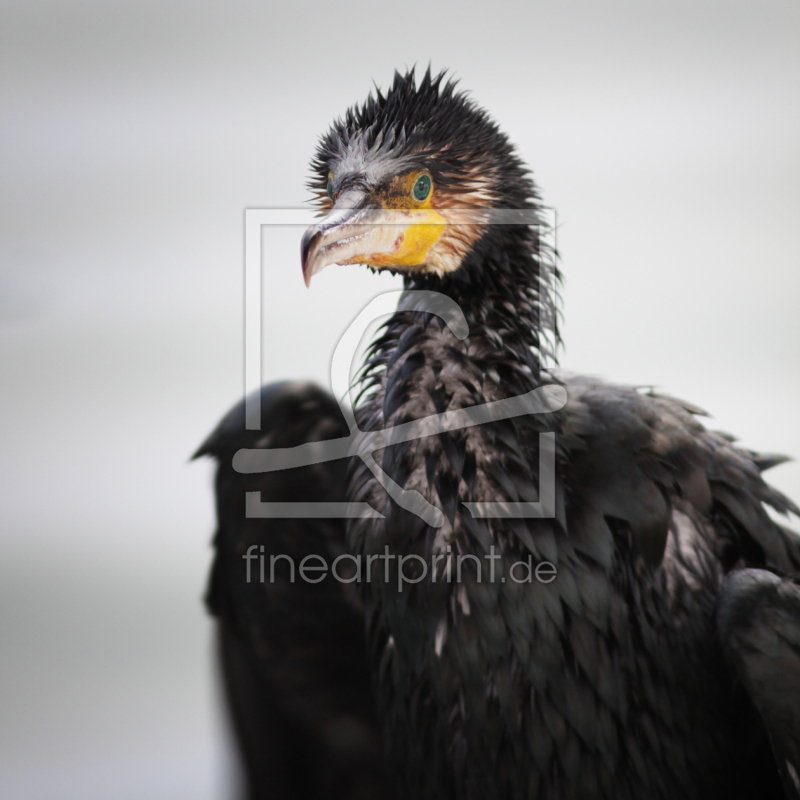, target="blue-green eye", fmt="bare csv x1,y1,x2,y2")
326,174,334,200
413,173,432,202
